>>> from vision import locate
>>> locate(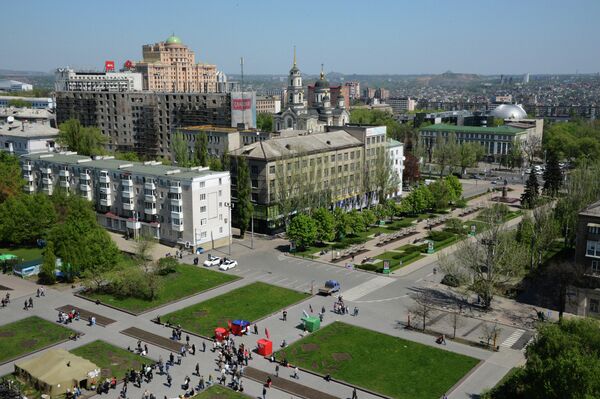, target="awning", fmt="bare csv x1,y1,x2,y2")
588,223,600,228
